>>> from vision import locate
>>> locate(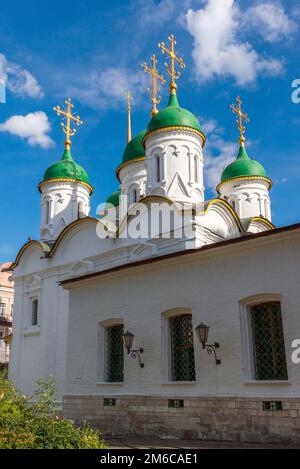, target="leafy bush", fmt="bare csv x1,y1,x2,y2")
0,372,107,449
